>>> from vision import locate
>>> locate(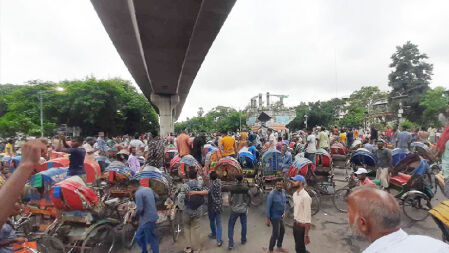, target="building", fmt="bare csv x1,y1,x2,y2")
246,92,296,132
